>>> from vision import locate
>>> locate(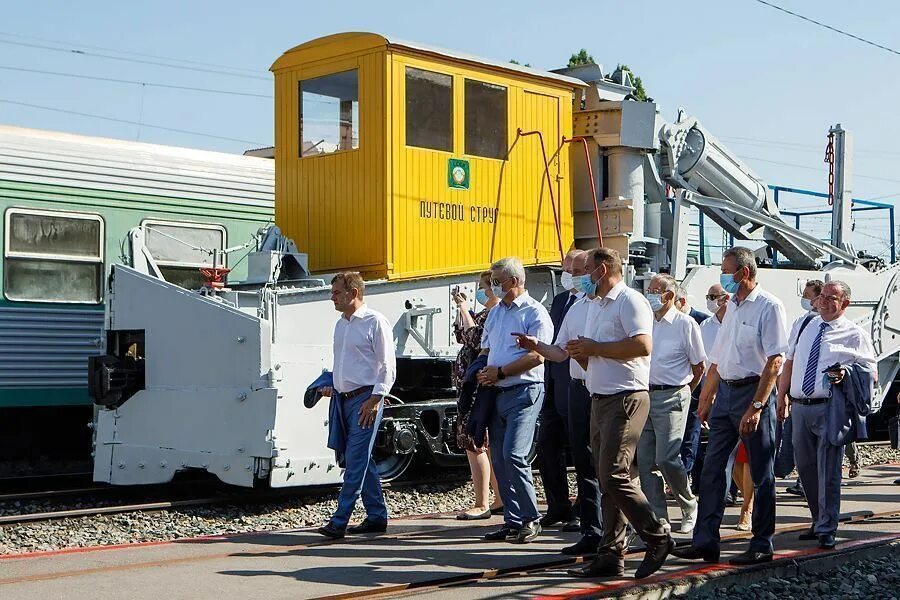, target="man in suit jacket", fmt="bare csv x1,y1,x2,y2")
536,249,584,530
